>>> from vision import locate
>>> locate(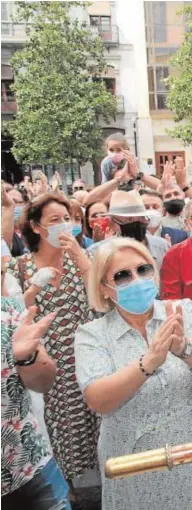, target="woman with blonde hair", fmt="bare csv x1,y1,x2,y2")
75,237,192,510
